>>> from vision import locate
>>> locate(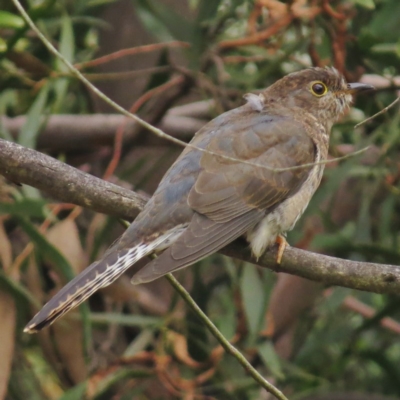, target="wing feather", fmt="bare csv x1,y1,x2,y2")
131,210,261,284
